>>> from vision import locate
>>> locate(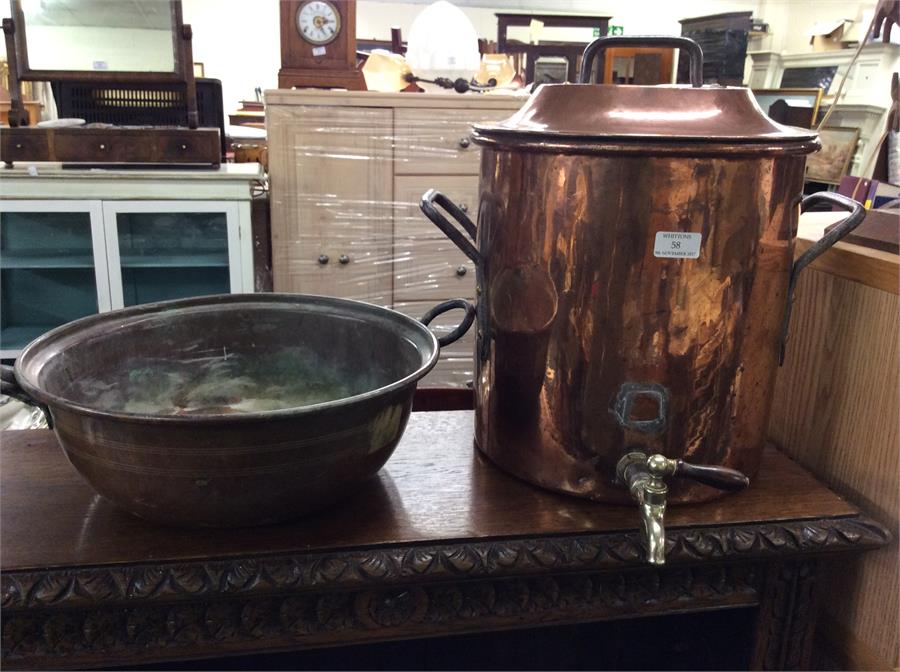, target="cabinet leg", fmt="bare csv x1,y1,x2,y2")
751,560,820,670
